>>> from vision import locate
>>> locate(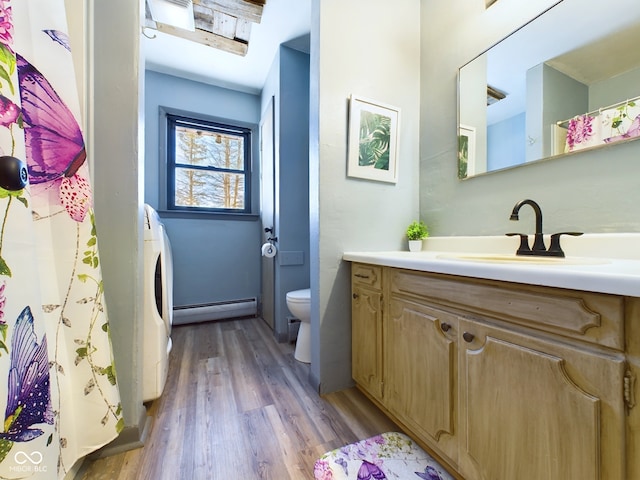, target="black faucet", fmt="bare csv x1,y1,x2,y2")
507,199,583,257
510,199,546,253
